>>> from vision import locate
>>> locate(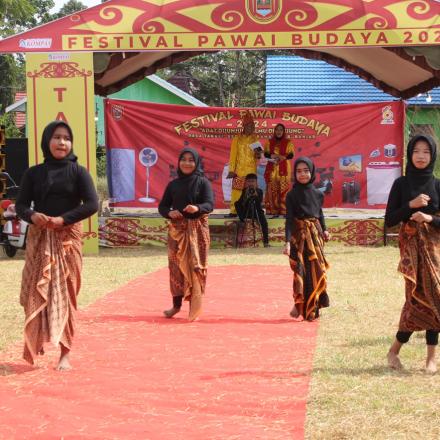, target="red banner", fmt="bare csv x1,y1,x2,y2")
105,99,405,210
